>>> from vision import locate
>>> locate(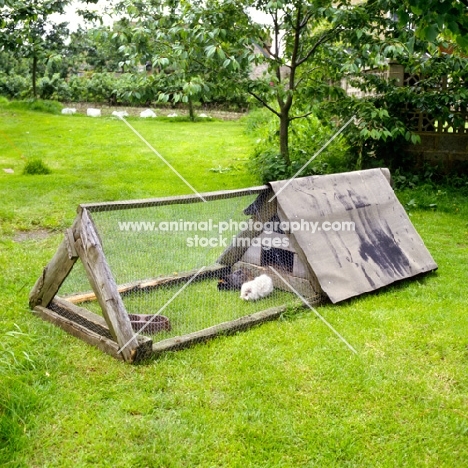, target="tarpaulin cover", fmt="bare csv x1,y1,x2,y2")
269,168,438,303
